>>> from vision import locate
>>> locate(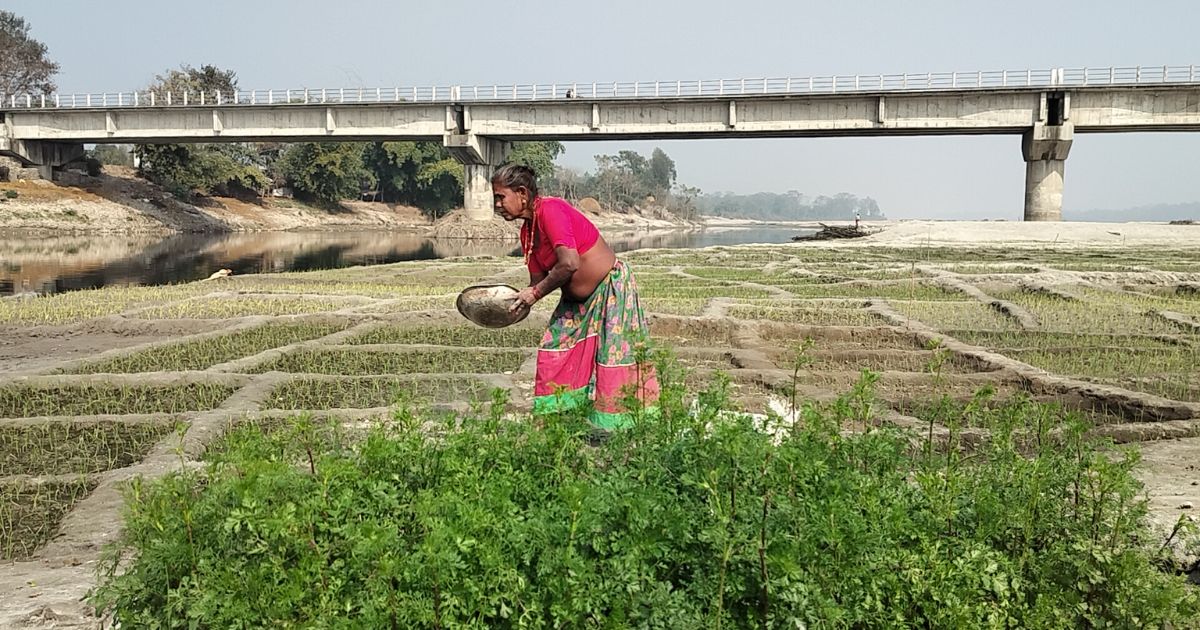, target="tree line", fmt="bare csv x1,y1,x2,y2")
5,12,883,221
543,149,700,220
86,64,701,219
89,65,563,218
696,190,885,221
